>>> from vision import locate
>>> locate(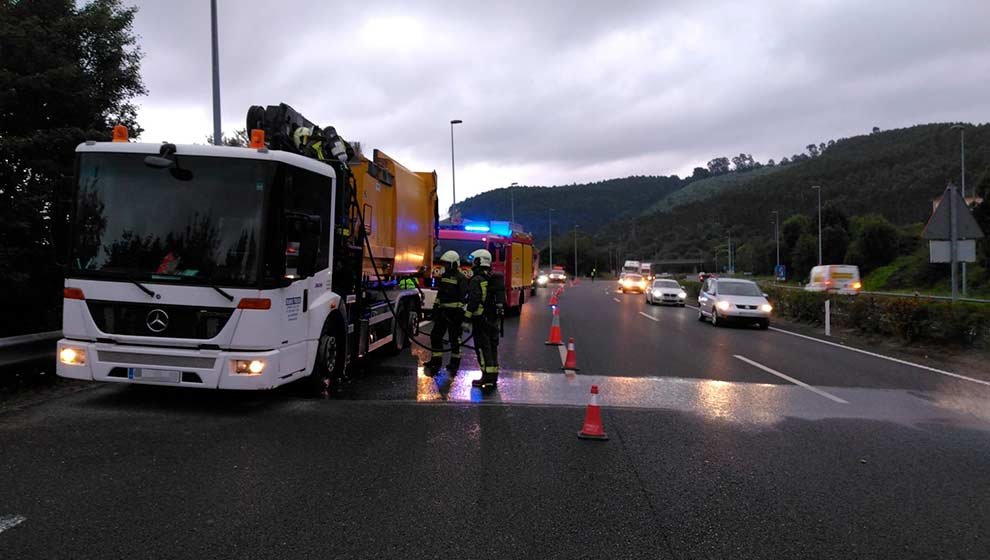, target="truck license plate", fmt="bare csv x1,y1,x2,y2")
129,368,181,383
